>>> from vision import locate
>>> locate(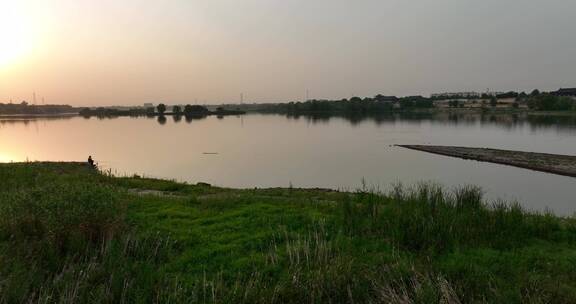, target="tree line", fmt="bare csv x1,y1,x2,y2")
258,95,434,114
527,94,576,111
0,101,76,115
80,104,210,117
